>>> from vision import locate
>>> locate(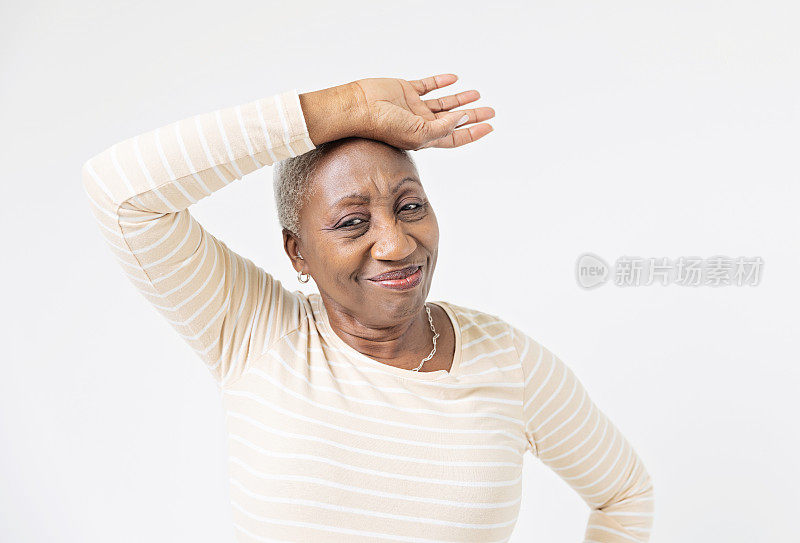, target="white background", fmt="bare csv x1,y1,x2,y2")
2,1,798,541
